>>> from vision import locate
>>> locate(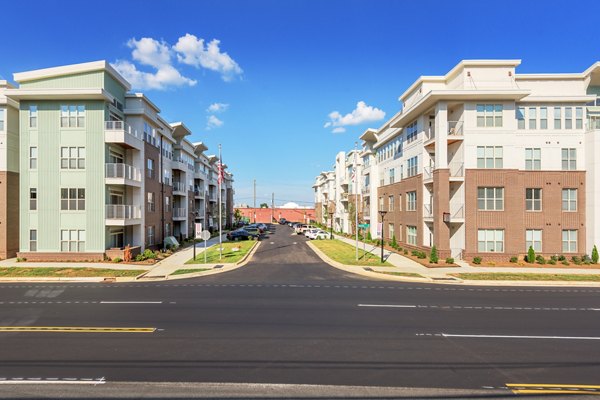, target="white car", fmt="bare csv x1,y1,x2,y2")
308,229,329,240
304,228,319,238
